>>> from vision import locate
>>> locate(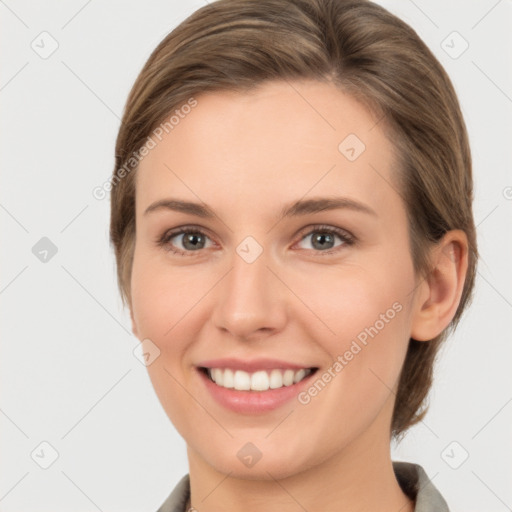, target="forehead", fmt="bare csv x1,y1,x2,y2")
135,80,399,219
